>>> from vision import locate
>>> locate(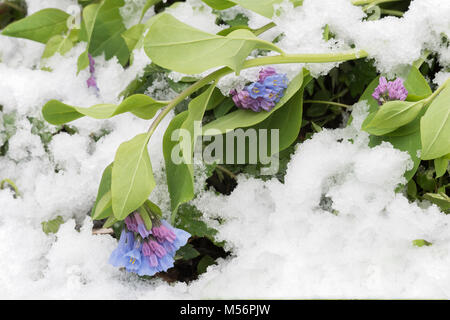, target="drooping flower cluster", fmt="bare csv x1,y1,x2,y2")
230,67,289,112
372,76,408,105
109,211,190,276
87,53,99,91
